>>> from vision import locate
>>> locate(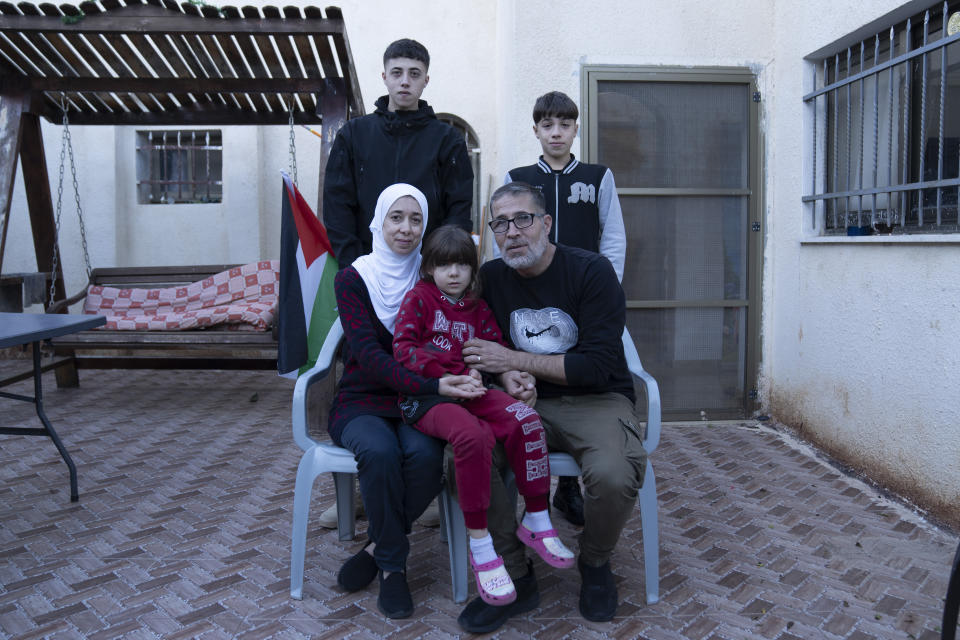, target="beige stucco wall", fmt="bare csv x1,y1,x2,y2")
765,0,960,527
110,126,262,267
3,0,957,526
